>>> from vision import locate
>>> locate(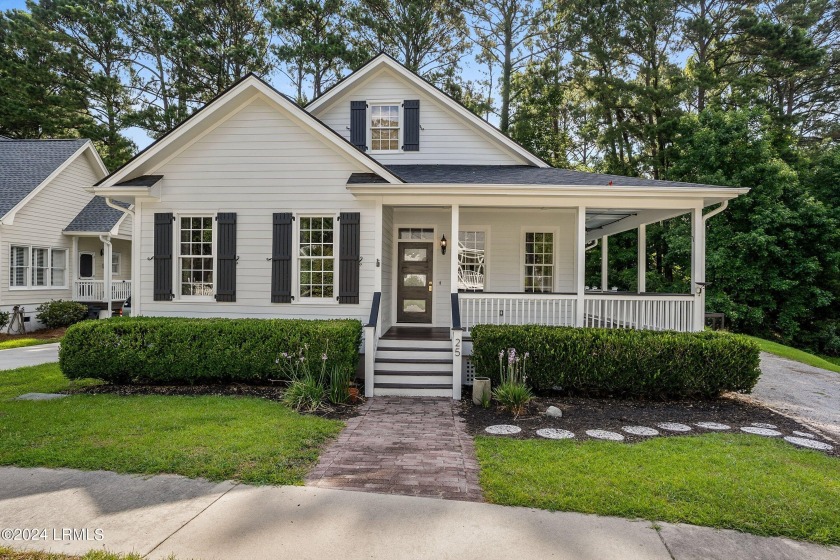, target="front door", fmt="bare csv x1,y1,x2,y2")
397,242,434,323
